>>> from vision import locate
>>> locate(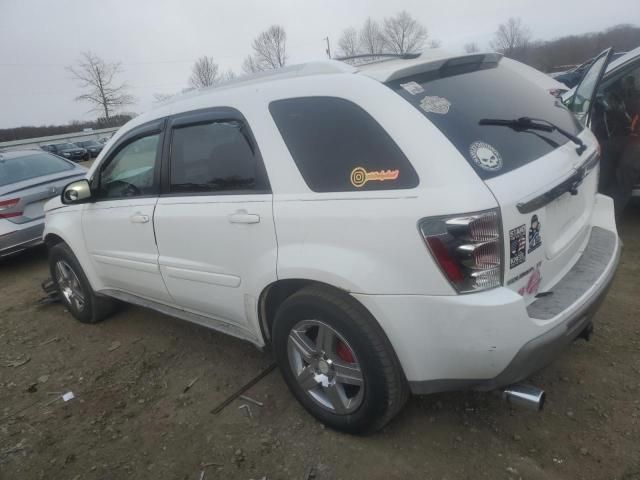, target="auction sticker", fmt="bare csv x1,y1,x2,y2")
509,224,527,269
400,81,424,95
